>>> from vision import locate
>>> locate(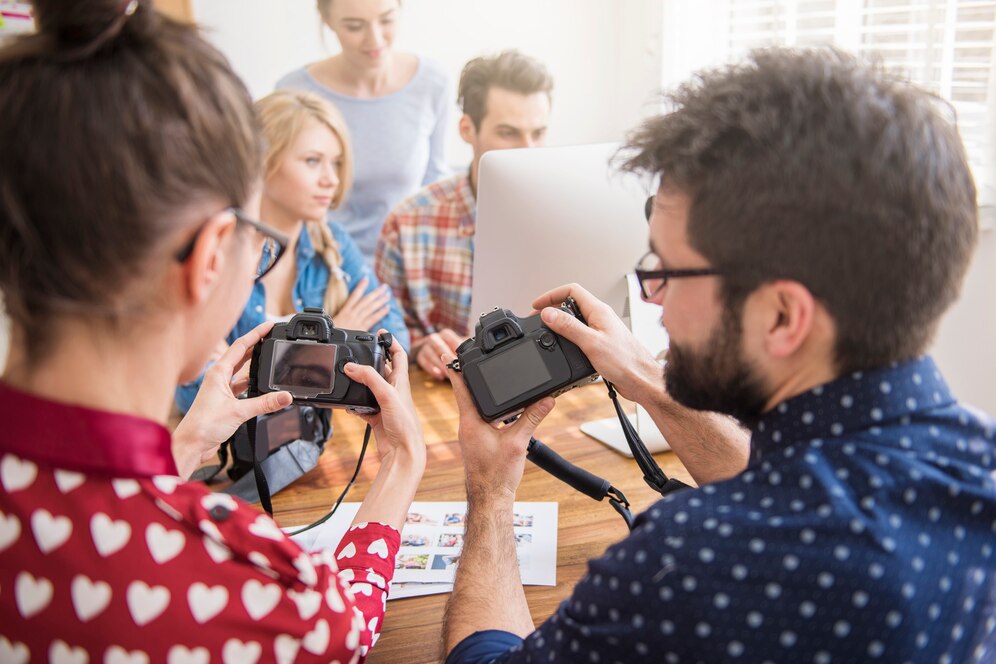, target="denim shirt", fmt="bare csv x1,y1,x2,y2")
175,222,409,413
